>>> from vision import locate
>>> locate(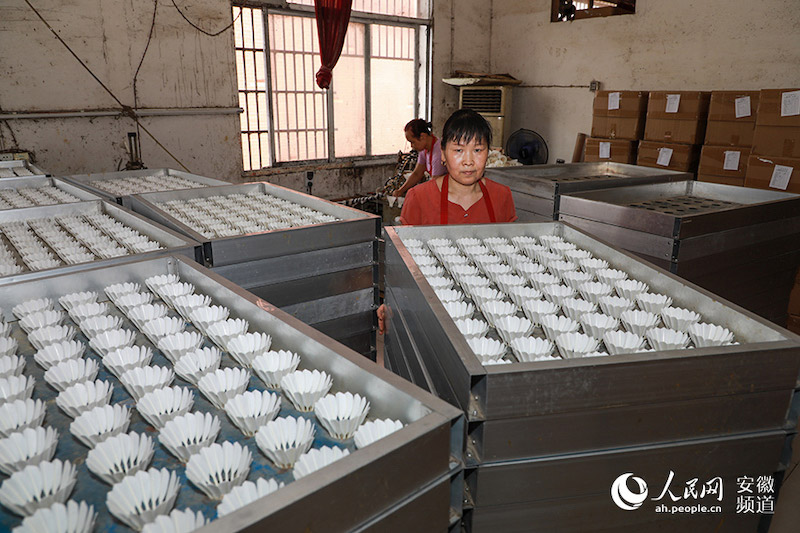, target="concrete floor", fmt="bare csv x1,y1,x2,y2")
376,333,800,531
